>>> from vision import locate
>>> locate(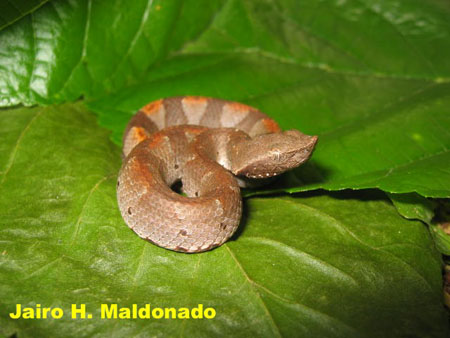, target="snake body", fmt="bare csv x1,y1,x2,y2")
117,97,317,253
